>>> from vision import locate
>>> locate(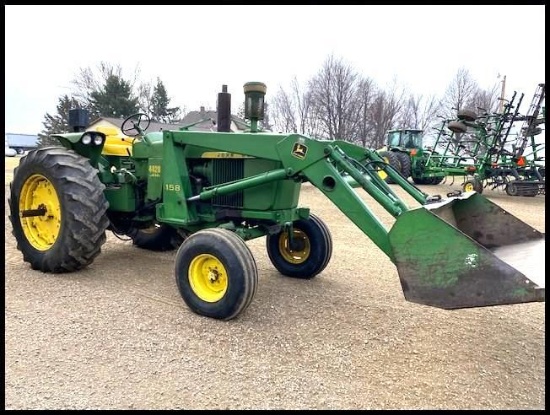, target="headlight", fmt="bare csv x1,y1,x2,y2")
93,135,103,145
81,133,92,145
